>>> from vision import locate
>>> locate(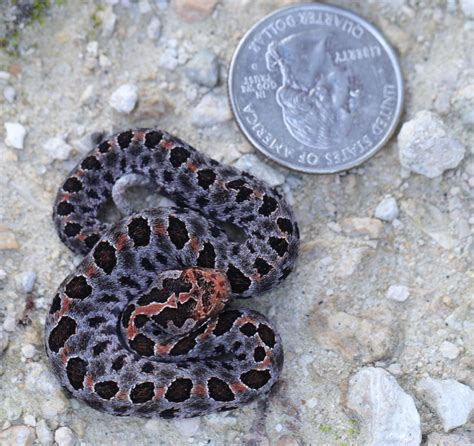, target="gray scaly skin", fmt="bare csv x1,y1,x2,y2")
45,128,299,419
